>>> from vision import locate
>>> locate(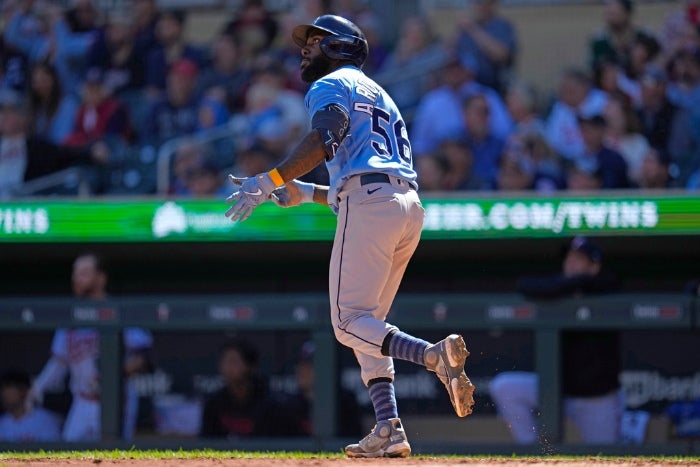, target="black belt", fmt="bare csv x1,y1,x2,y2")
360,173,391,186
